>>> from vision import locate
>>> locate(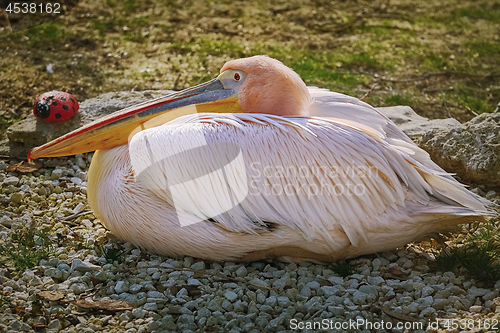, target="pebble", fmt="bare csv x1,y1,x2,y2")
225,290,238,302
71,258,101,272
3,176,19,186
51,169,63,179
